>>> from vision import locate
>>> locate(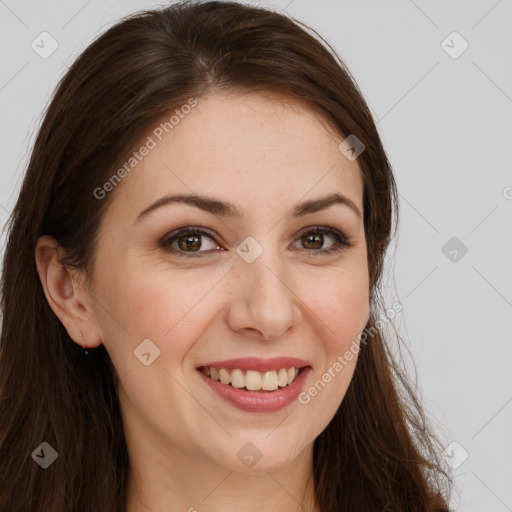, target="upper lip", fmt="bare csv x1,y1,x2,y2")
197,357,311,372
